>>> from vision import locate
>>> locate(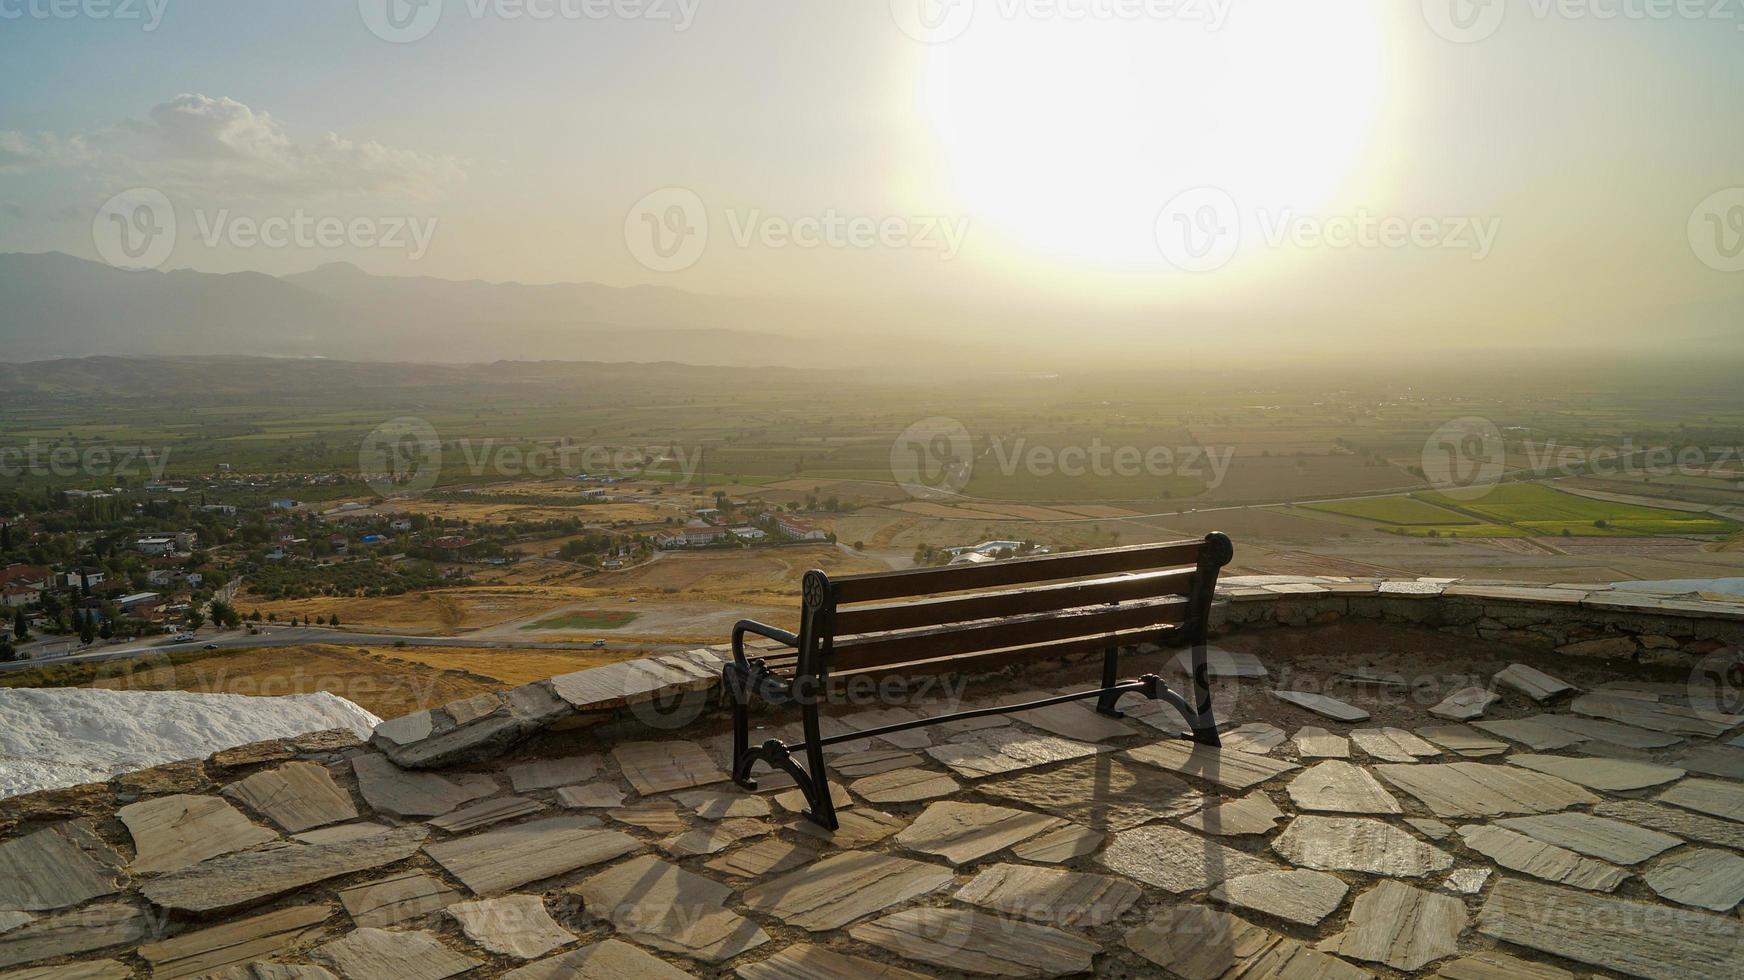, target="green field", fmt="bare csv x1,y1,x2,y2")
520,610,640,631
1418,485,1739,537
1305,496,1478,525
